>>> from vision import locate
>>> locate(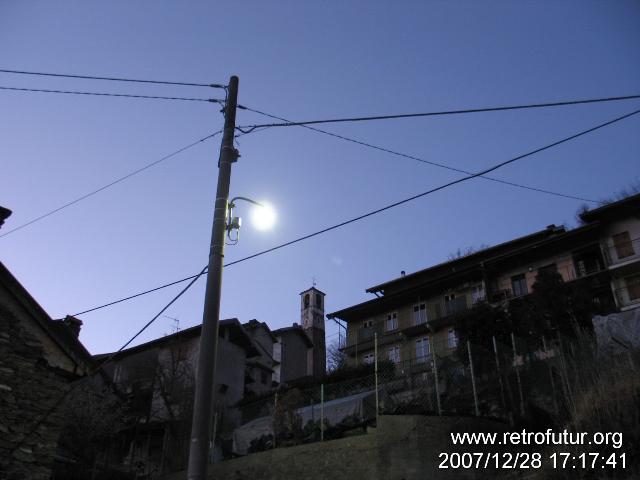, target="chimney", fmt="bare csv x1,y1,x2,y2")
0,206,12,230
63,315,83,338
400,271,406,277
